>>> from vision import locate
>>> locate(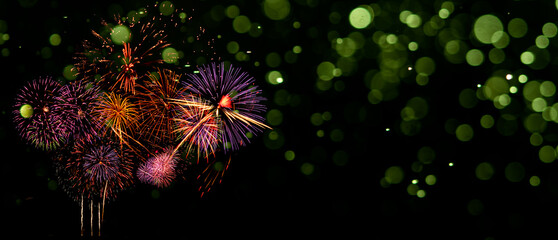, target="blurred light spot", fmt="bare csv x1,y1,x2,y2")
332,150,348,166
505,162,525,183
415,57,436,76
456,124,473,142
233,15,252,33
407,184,418,195
310,112,323,126
110,25,131,45
263,0,291,21
540,81,556,97
508,18,528,38
476,162,494,180
439,9,450,19
300,162,314,175
49,33,61,46
385,166,404,184
542,22,557,38
425,174,436,185
539,145,556,163
225,5,240,18
19,104,33,118
480,115,494,129
416,190,426,198
506,74,513,80
266,70,283,85
531,98,547,112
529,176,541,187
266,109,283,126
483,76,509,100
159,1,175,16
520,51,535,65
519,74,528,83
293,45,302,54
63,65,77,80
162,47,178,64
316,129,324,137
226,41,239,54
473,14,504,44
417,146,435,164
408,41,418,51
459,88,478,109
406,14,422,28
536,35,549,49
467,199,484,216
330,129,344,142
488,48,505,64
266,52,281,67
449,162,454,167
349,6,373,29
284,150,295,161
466,49,484,66
47,179,58,191
530,133,543,146
317,61,335,81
